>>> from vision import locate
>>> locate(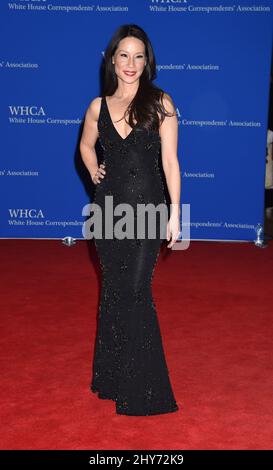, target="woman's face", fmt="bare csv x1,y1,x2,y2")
112,36,147,83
